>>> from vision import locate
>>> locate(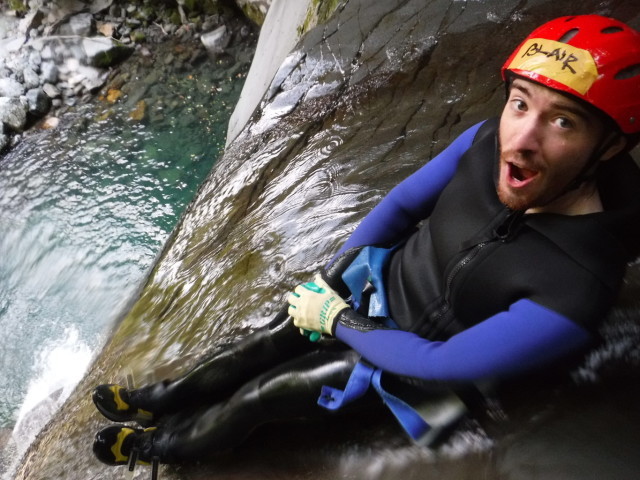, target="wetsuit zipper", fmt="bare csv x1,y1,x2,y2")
429,209,524,331
430,241,490,325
